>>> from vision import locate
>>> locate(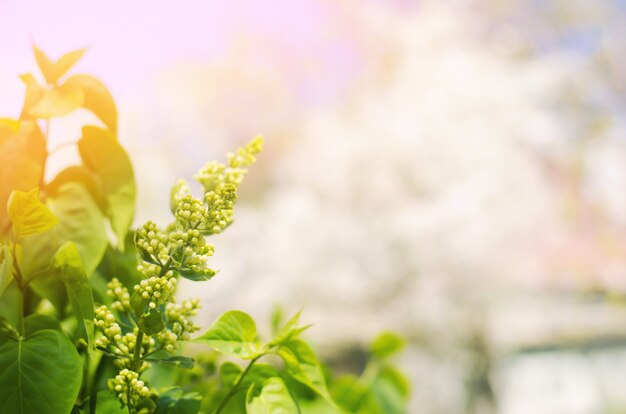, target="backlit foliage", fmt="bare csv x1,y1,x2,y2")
0,47,409,414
